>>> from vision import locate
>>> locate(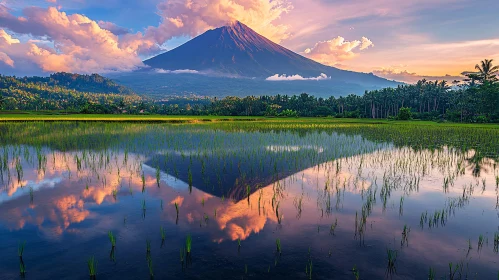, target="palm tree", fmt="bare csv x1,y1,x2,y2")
474,59,499,82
